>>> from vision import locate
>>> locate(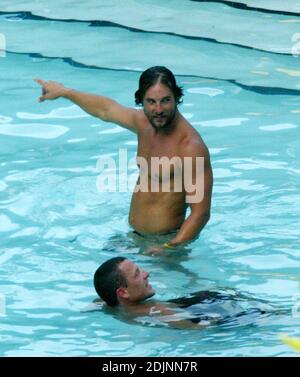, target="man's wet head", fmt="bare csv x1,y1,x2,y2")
135,66,183,131
94,257,155,306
